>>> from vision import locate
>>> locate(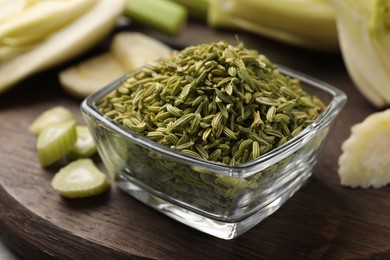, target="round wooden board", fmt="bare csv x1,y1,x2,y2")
1,23,389,259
